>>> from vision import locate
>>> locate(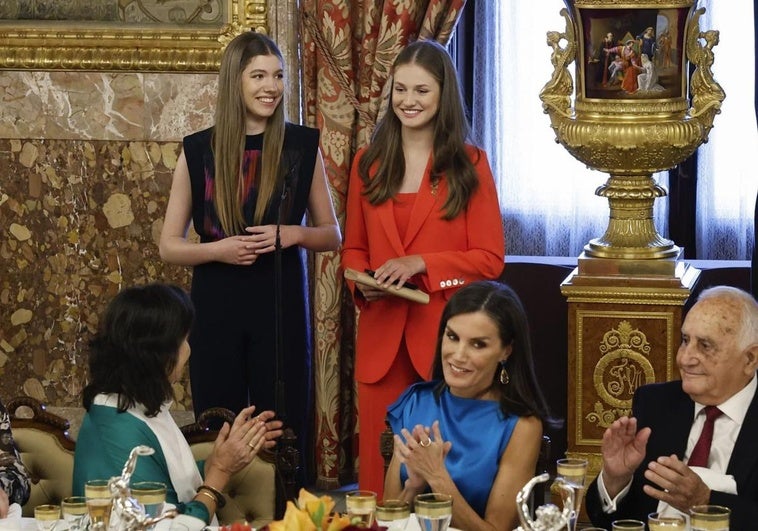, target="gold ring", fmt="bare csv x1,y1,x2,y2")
419,438,432,448
247,441,256,449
